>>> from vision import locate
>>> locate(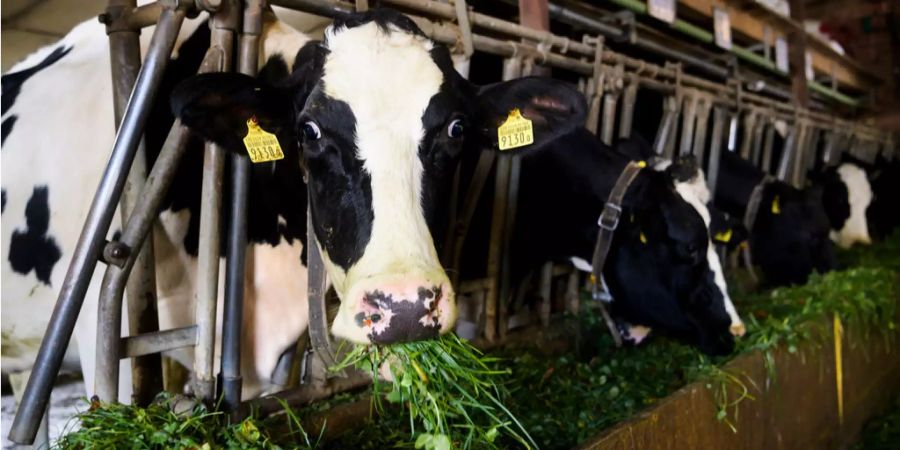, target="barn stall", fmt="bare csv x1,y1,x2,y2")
1,0,898,448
